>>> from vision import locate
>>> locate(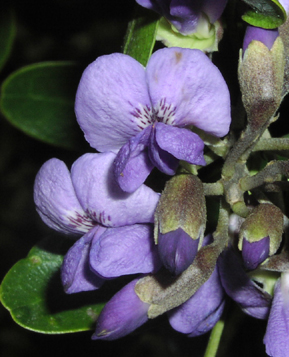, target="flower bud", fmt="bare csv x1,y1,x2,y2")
92,279,149,340
238,203,283,270
243,26,279,52
155,174,206,275
239,26,285,129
